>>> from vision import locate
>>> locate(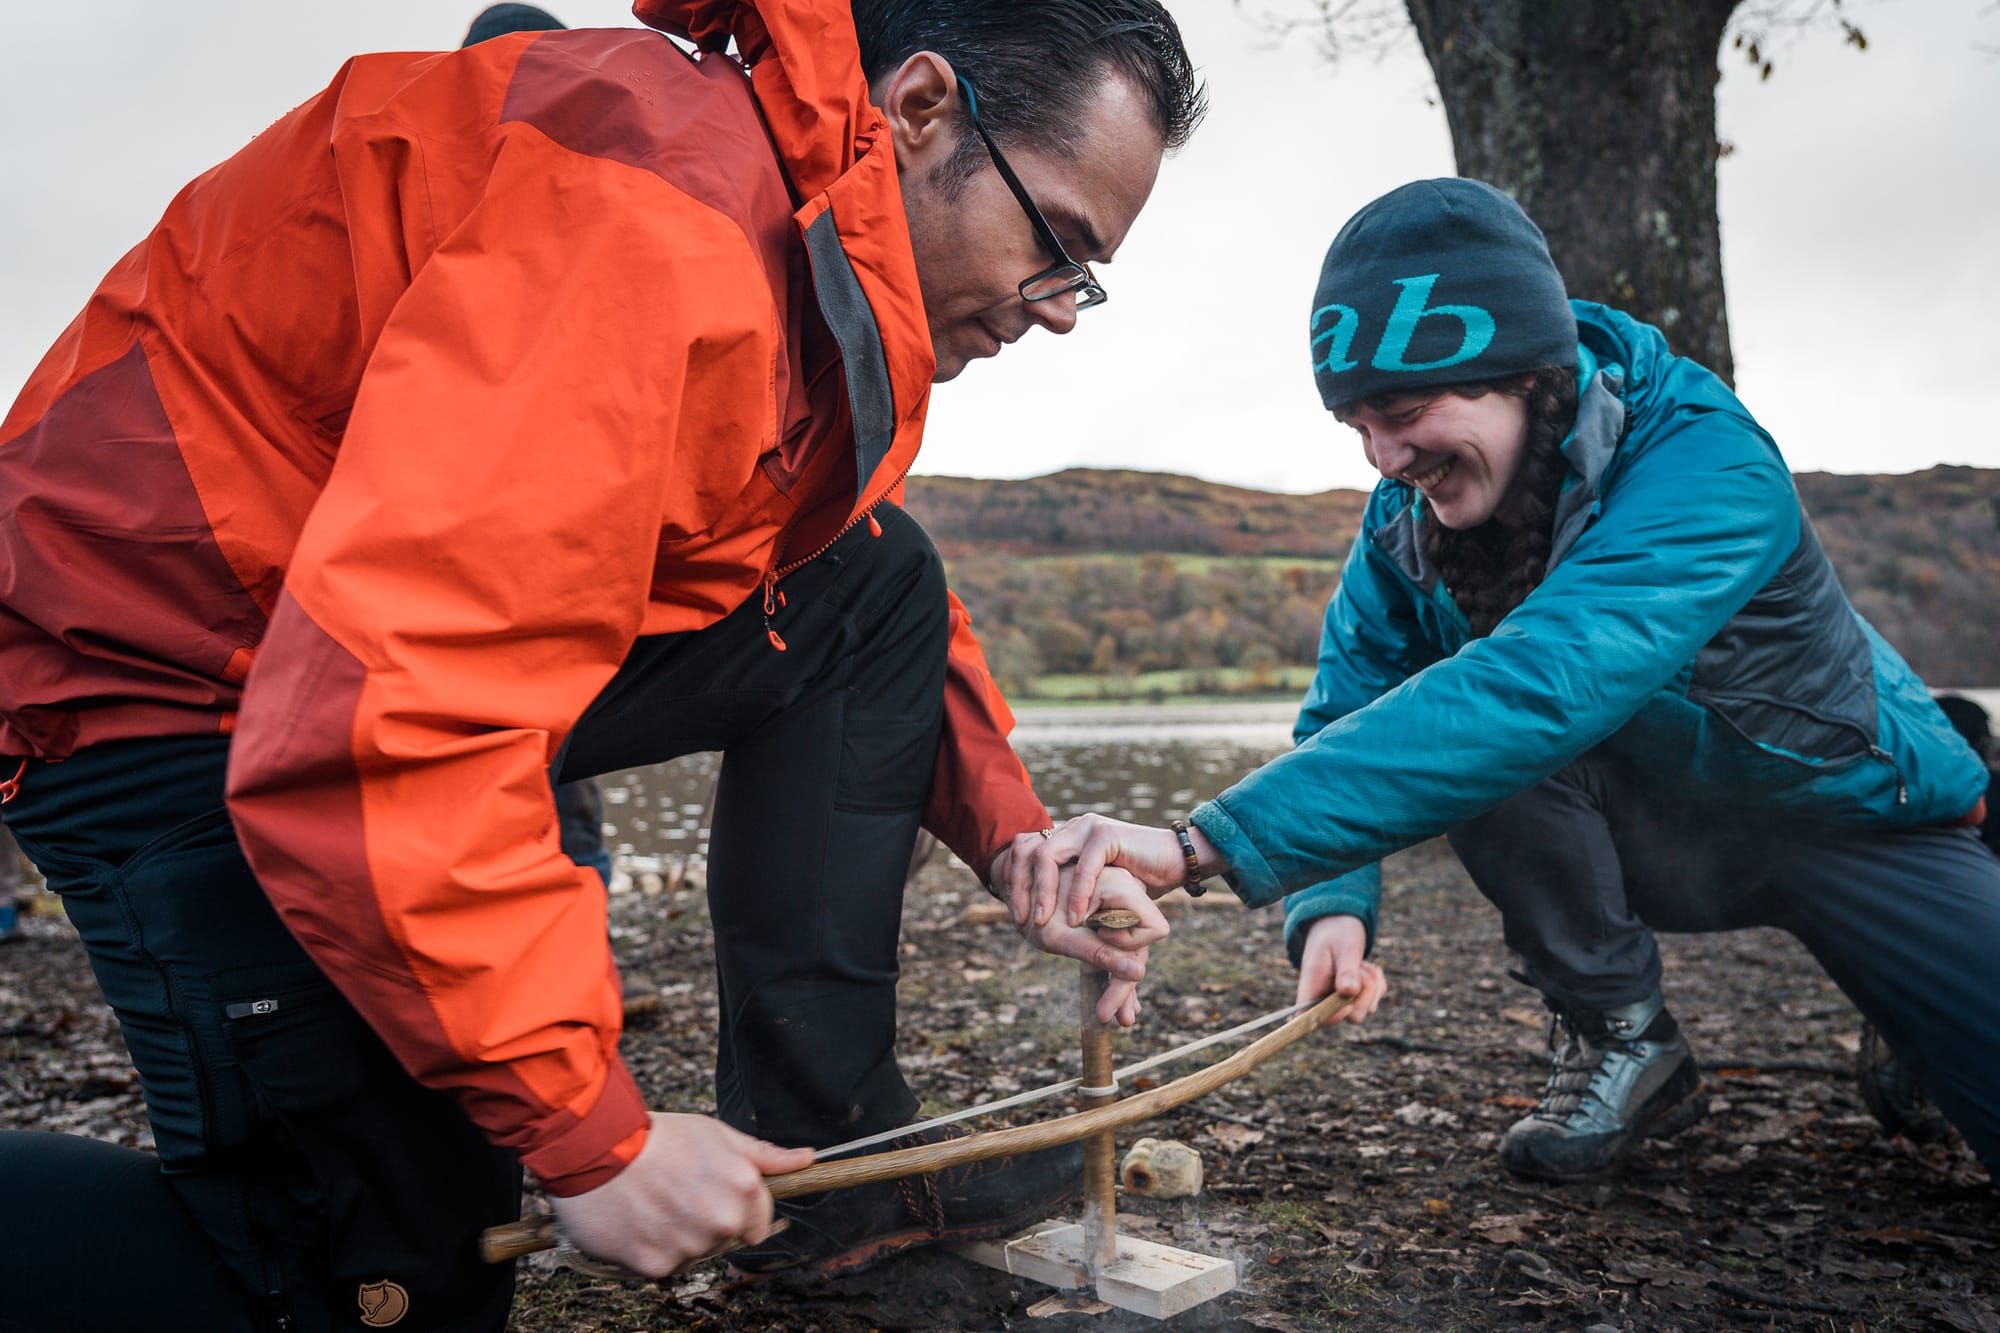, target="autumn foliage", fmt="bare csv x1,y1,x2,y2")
905,465,1999,698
